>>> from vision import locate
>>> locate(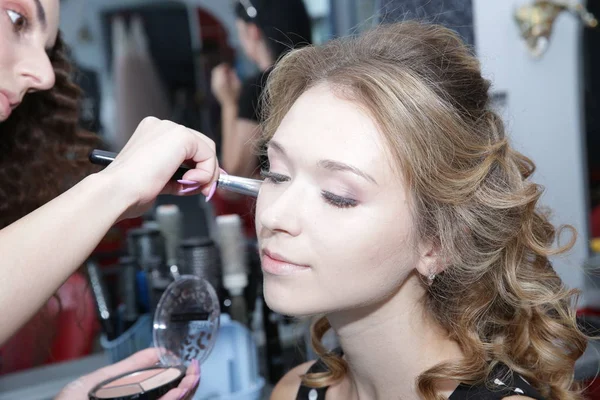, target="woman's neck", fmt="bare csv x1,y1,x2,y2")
327,272,464,399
